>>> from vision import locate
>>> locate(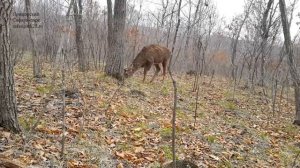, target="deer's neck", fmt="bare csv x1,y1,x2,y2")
132,56,145,69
